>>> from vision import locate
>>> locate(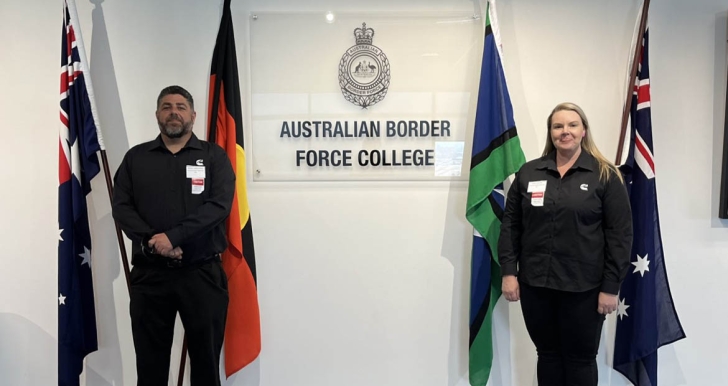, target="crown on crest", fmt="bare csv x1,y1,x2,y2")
354,23,374,45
